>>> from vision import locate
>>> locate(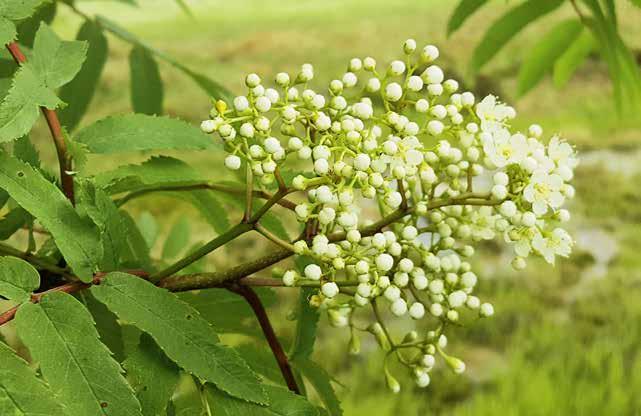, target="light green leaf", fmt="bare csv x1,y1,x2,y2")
129,45,163,115
178,288,276,335
162,216,190,259
0,65,61,142
0,153,102,280
91,272,269,405
124,333,180,416
470,0,564,74
74,114,216,154
0,341,65,416
292,358,342,416
14,291,143,416
0,17,16,46
168,190,230,235
0,256,39,303
553,29,595,88
447,0,487,36
0,0,48,20
31,23,88,89
59,20,109,130
206,384,319,416
517,19,583,96
77,290,126,362
76,179,128,270
167,375,204,416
